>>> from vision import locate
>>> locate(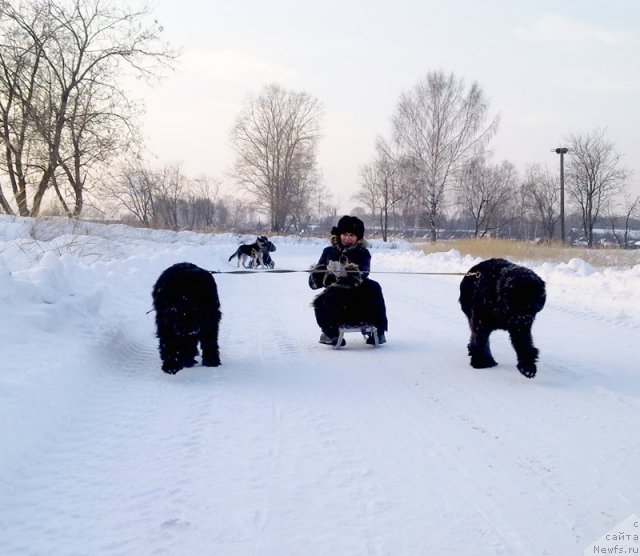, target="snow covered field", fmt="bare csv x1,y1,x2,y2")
0,215,639,556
